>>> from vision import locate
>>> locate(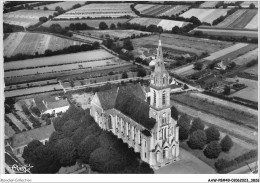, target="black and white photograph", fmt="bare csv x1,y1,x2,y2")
0,0,259,182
